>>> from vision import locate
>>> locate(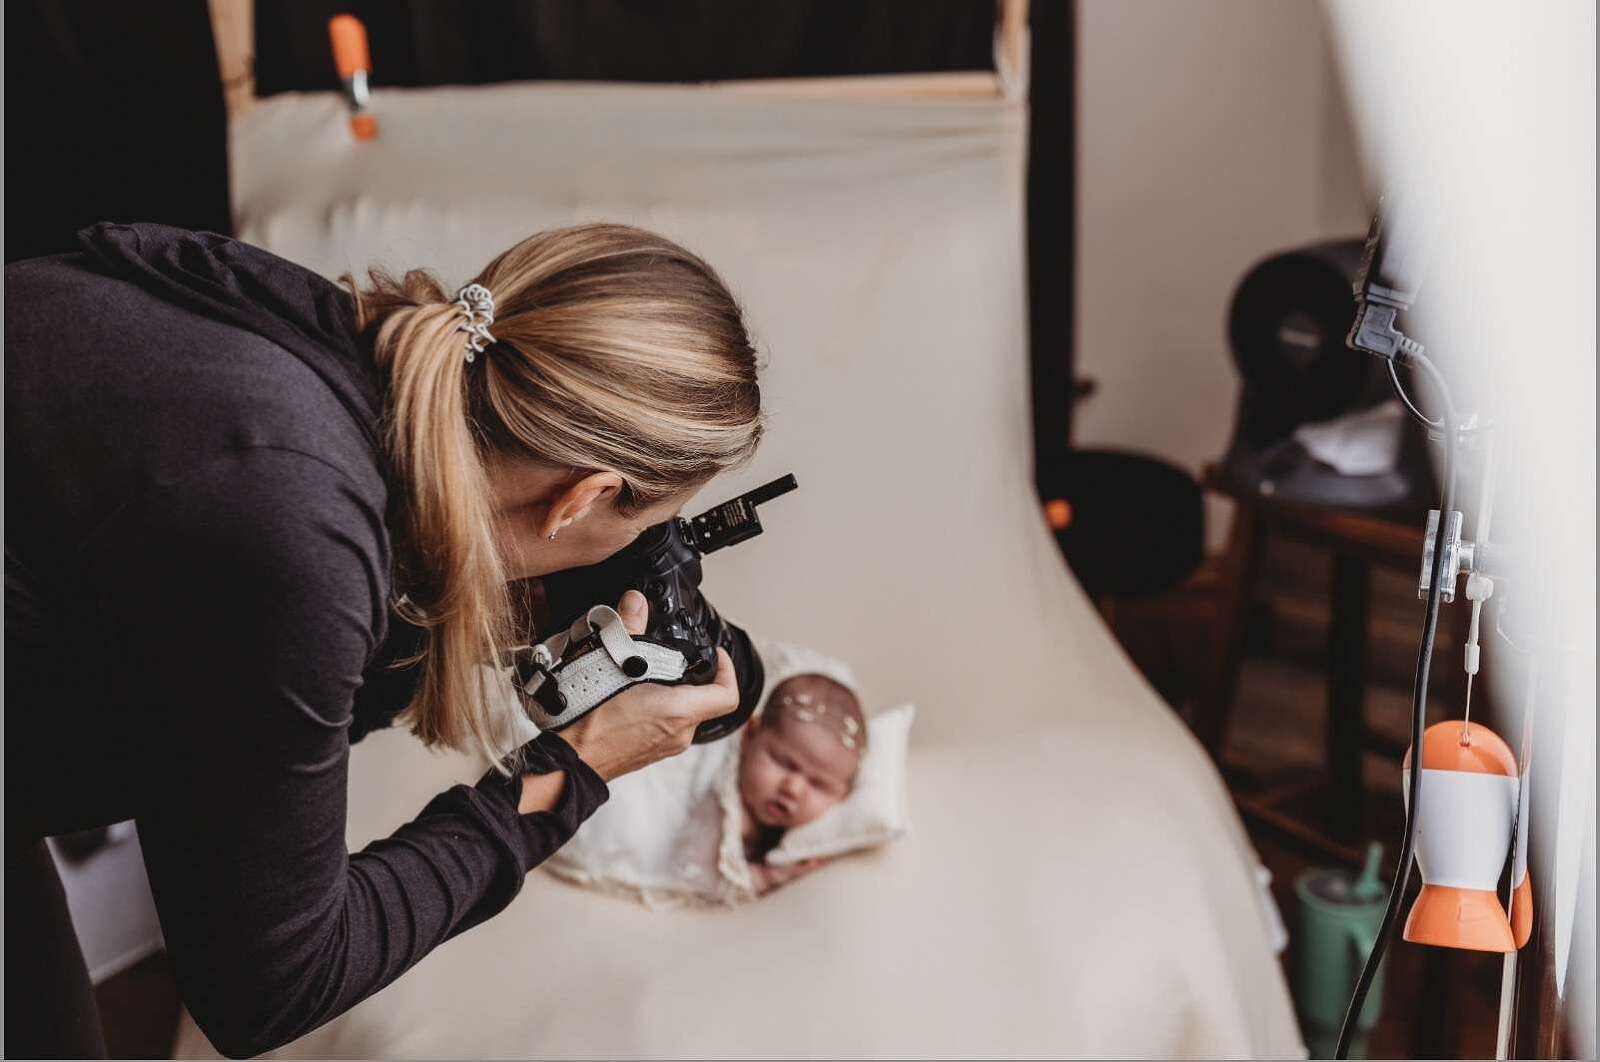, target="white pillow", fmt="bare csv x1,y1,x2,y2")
763,702,916,865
